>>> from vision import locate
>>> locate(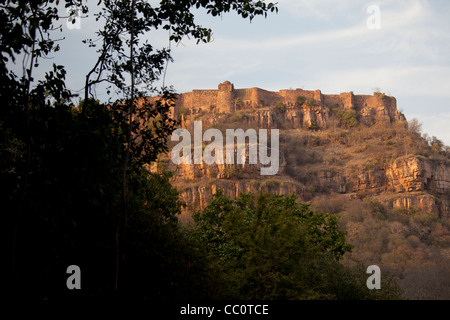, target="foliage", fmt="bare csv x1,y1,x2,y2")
83,0,277,101
316,196,450,299
120,170,214,300
232,110,250,122
235,98,243,110
306,98,317,106
223,166,242,179
179,107,189,118
309,119,320,131
2,99,124,298
275,102,286,113
296,95,306,106
260,178,282,189
0,0,278,301
189,190,399,300
332,108,359,128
